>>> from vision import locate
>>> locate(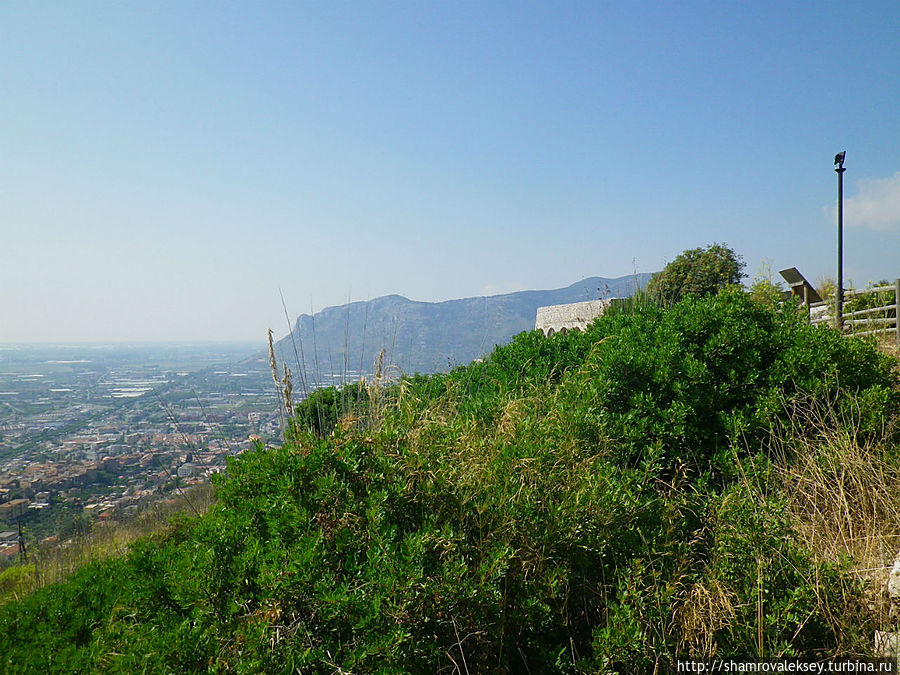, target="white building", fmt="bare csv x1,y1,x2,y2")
535,299,613,336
